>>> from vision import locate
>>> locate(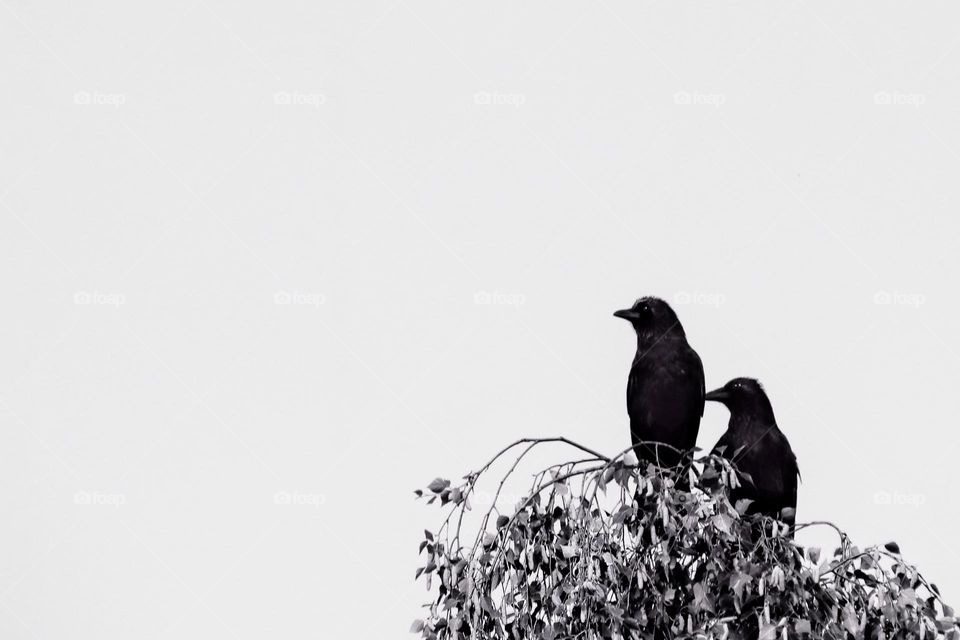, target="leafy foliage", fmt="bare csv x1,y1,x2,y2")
413,438,957,640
